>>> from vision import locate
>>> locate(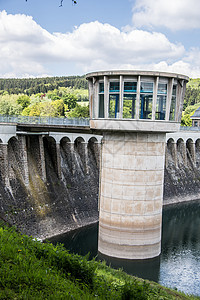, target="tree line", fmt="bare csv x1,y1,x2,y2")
0,76,88,96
